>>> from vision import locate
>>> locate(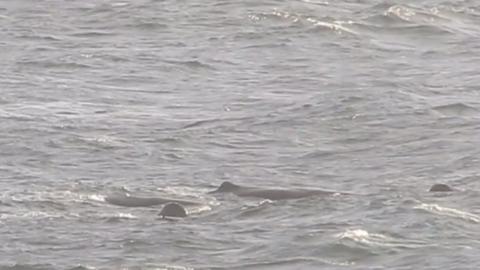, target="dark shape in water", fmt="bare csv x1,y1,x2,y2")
210,181,242,193
429,184,454,192
209,181,344,200
105,193,199,207
105,193,196,218
159,203,188,218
